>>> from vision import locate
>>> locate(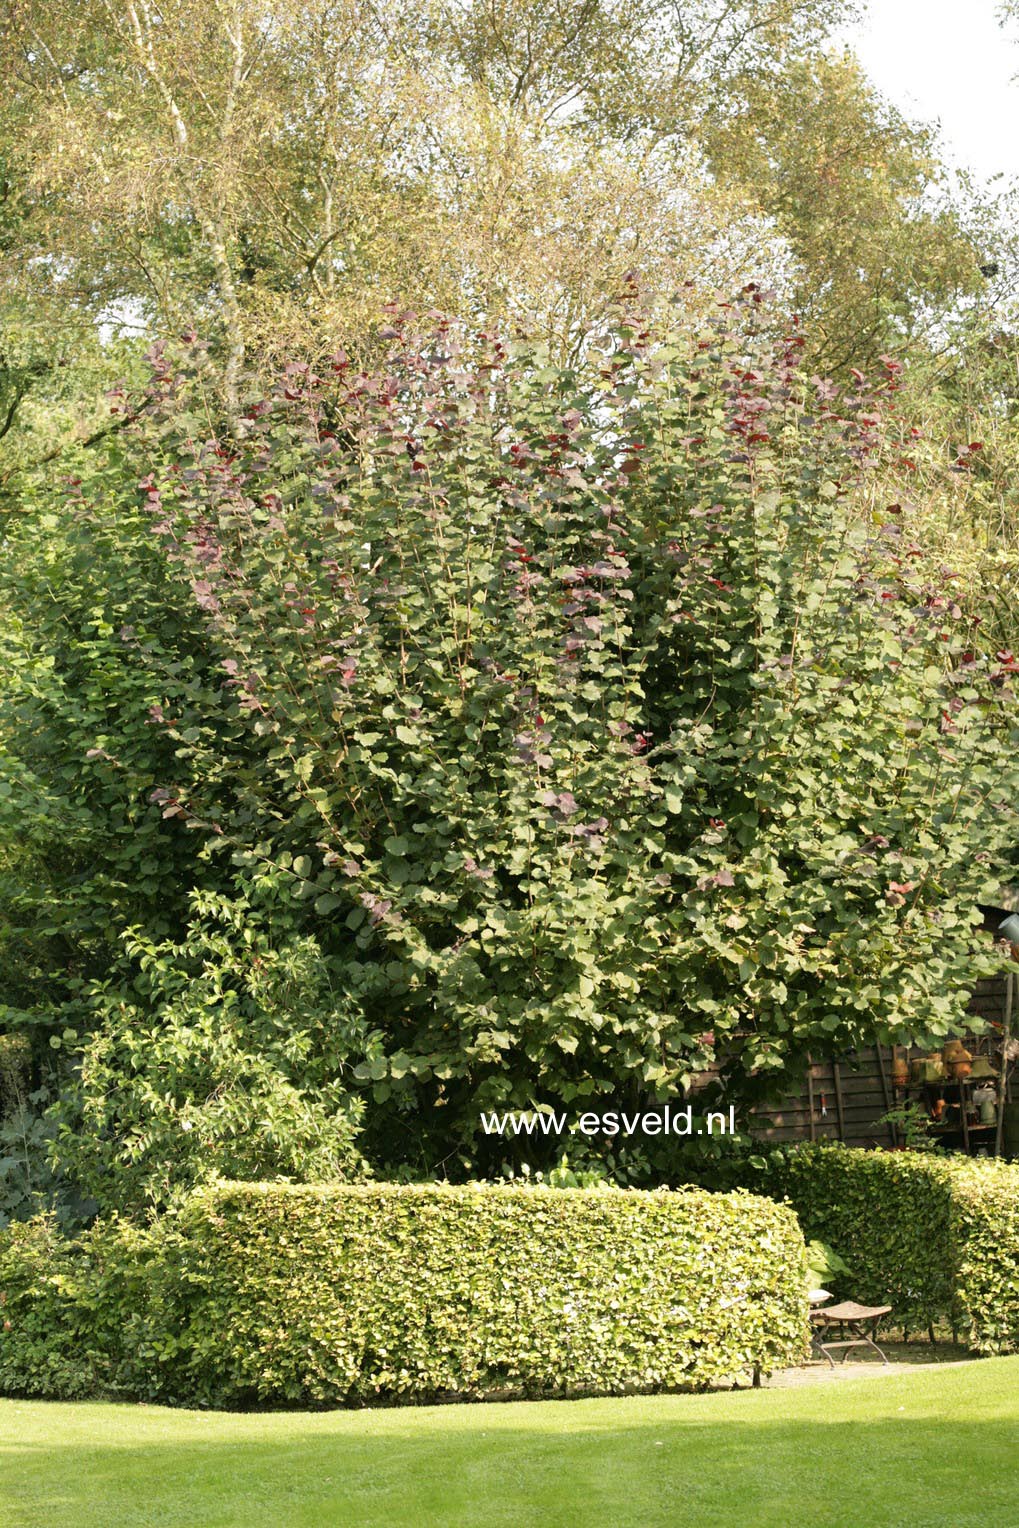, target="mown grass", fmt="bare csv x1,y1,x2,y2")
2,1358,1013,1527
